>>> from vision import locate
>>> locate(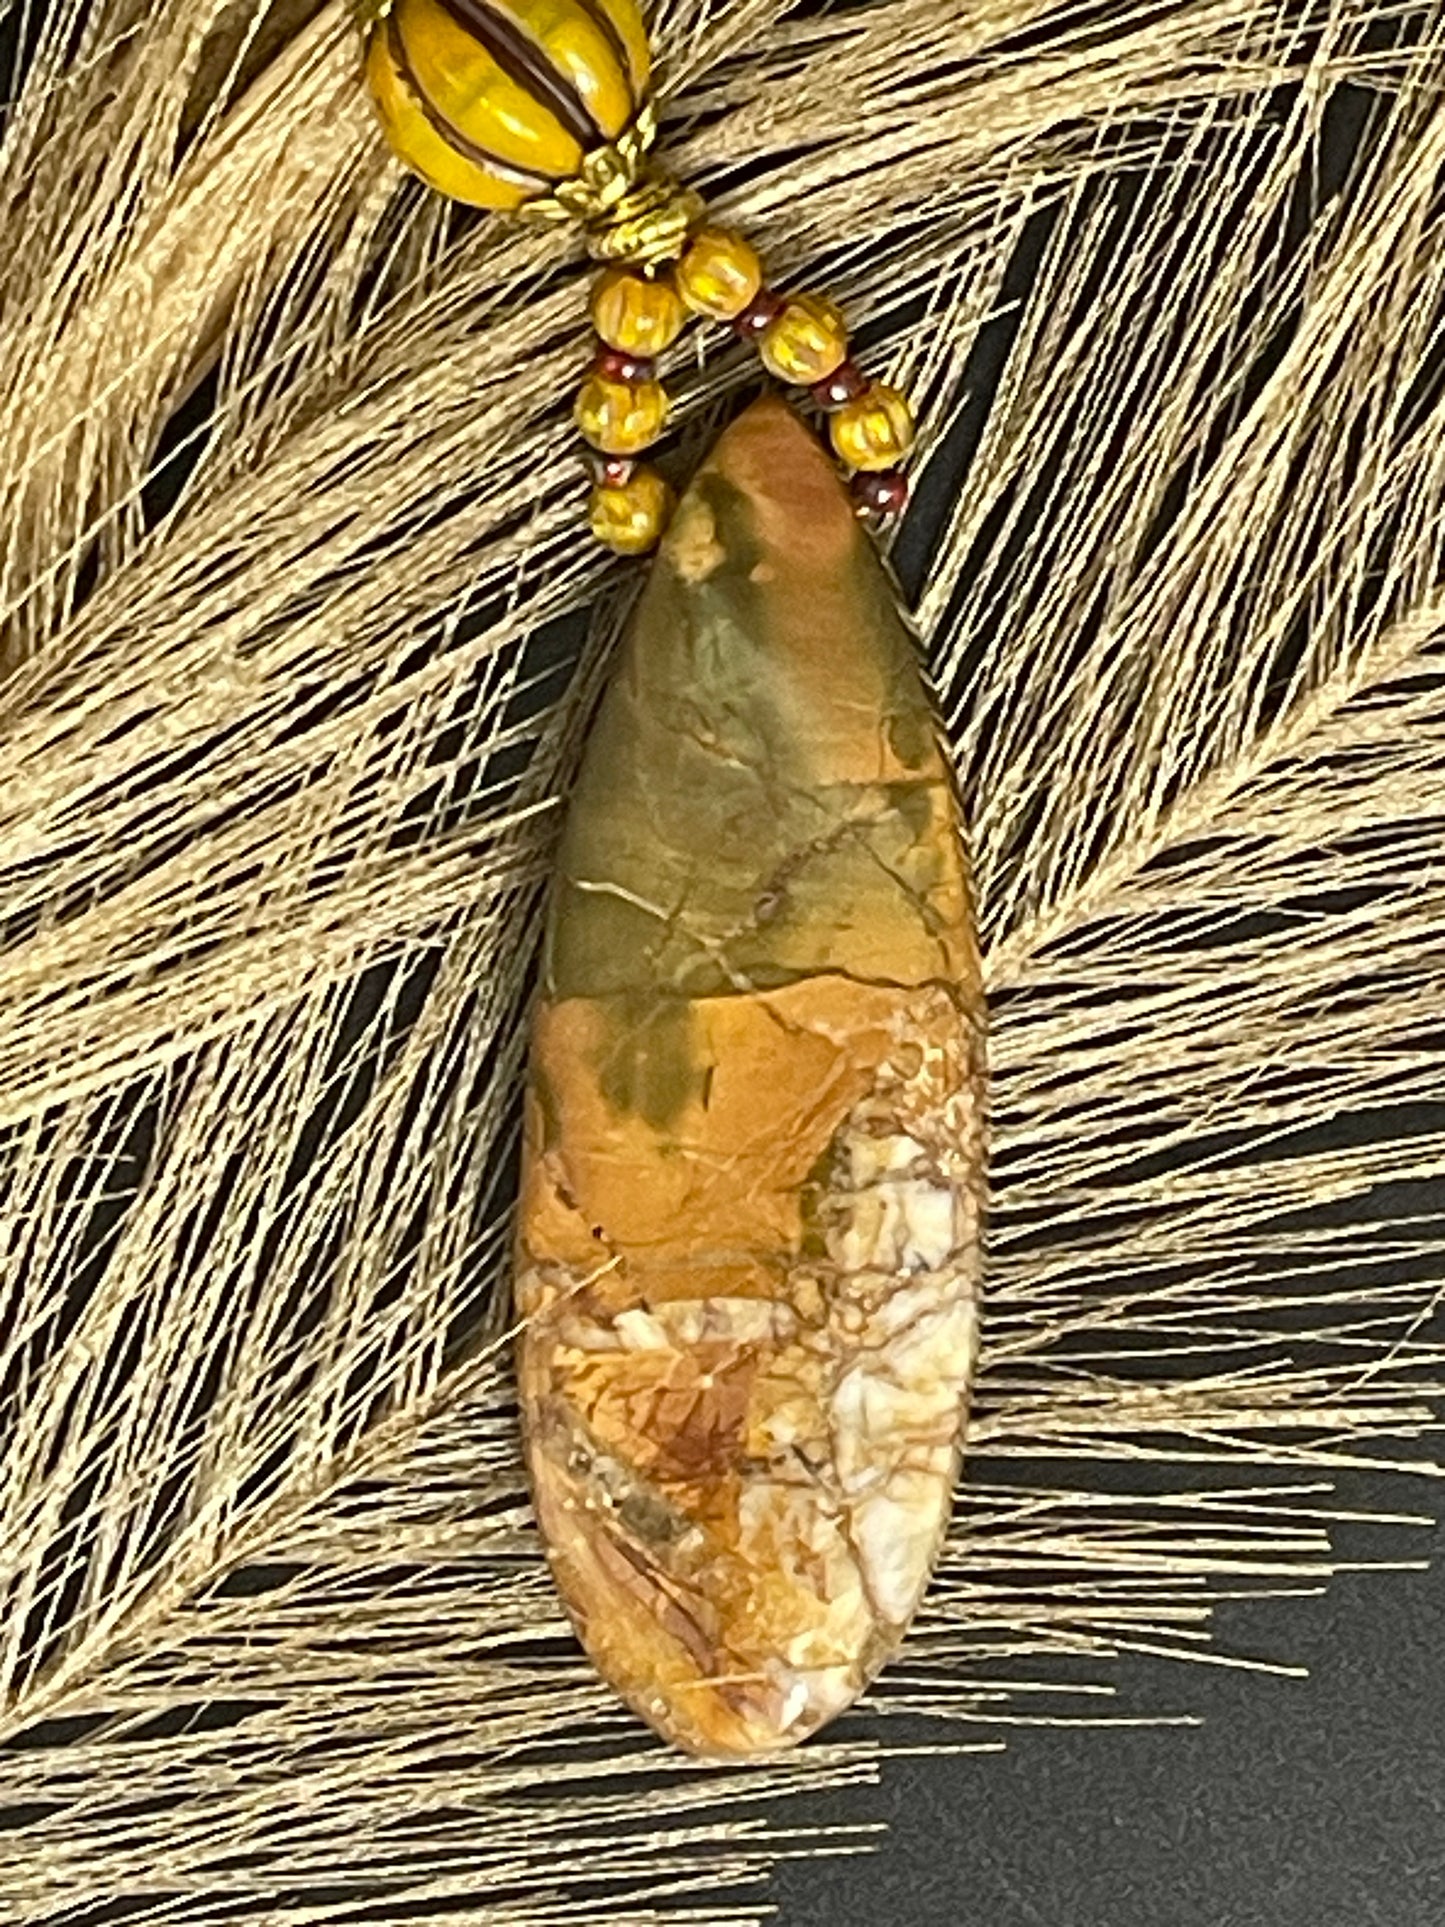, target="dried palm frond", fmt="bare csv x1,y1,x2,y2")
2,0,1444,1918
